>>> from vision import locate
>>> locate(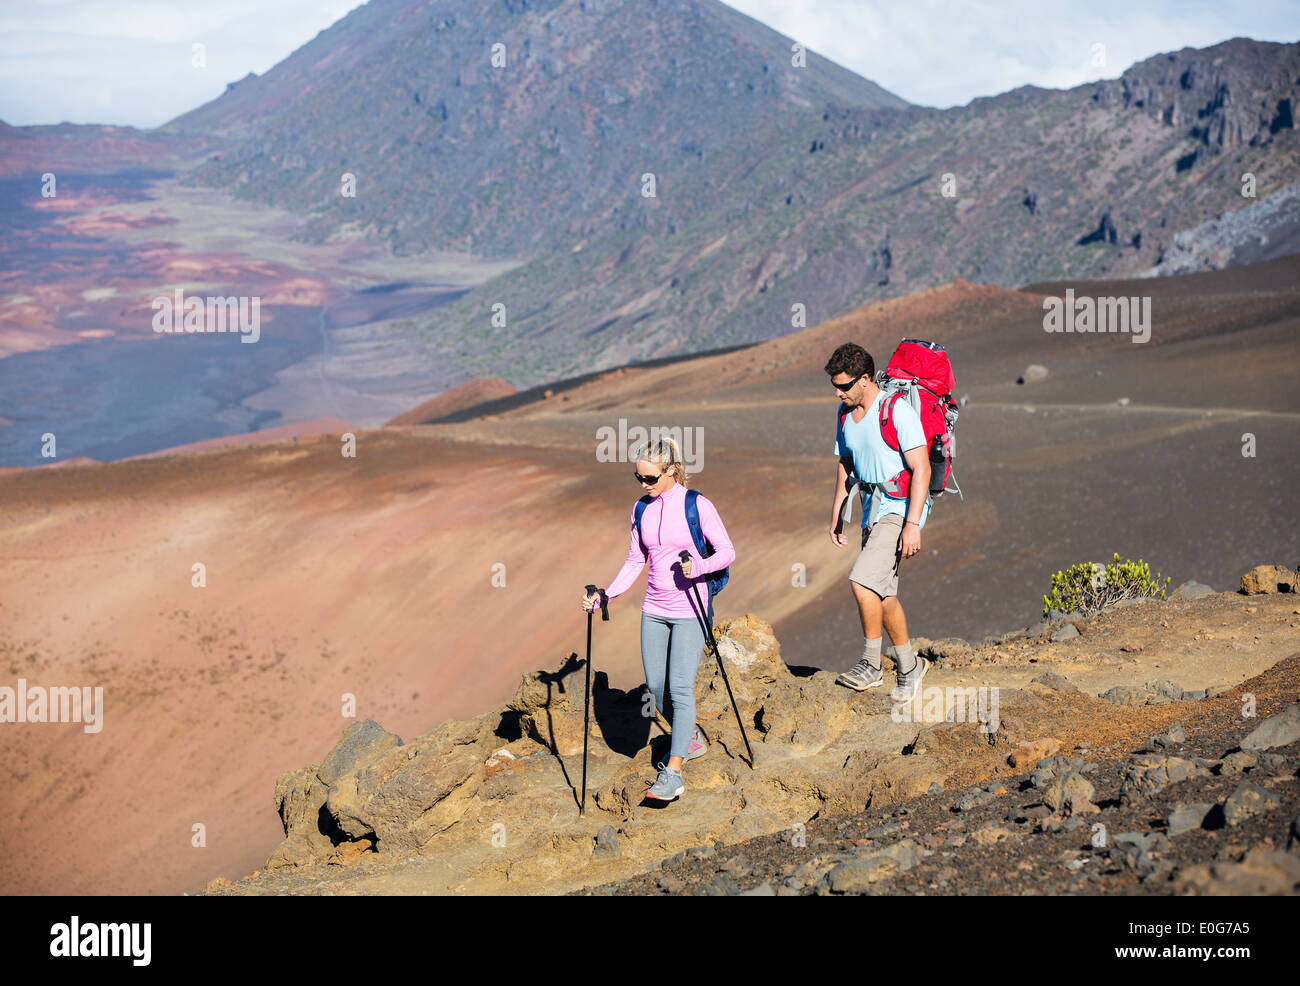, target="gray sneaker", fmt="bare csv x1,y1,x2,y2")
646,762,685,802
683,727,709,762
836,659,884,691
892,655,931,703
